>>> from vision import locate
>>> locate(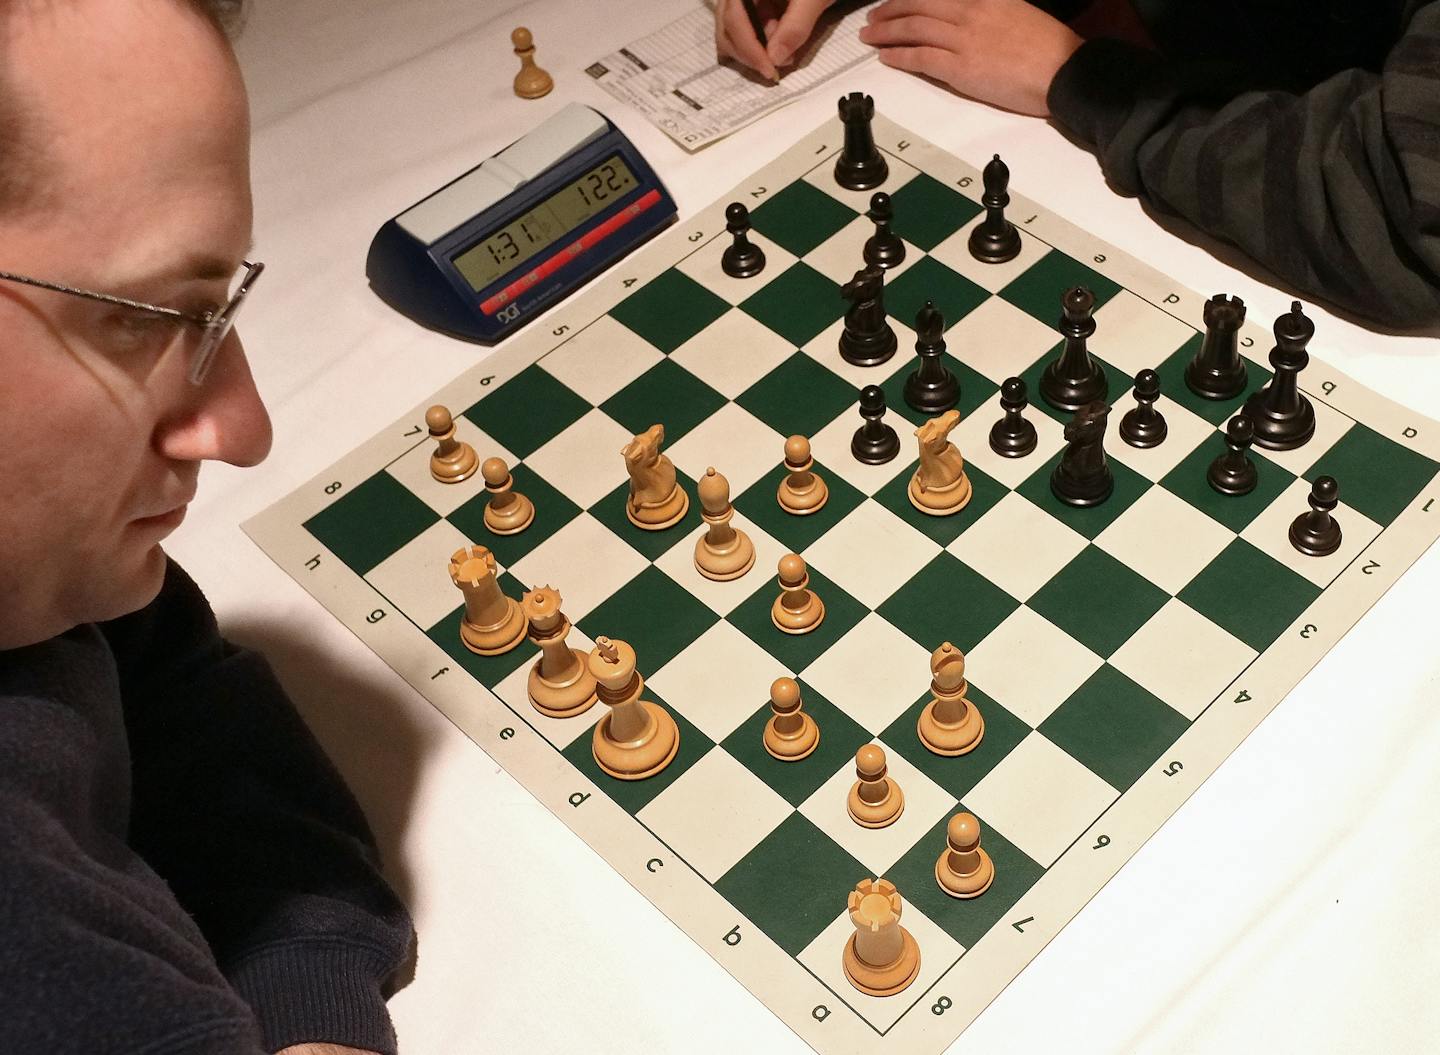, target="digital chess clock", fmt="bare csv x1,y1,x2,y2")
366,104,676,343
